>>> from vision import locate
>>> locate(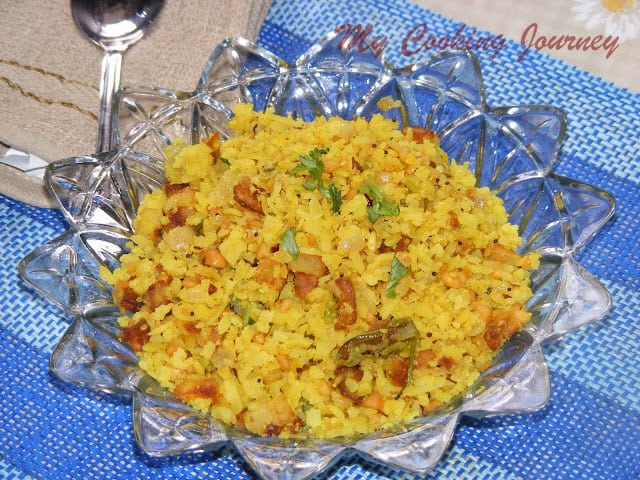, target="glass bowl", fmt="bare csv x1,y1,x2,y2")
19,31,615,480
